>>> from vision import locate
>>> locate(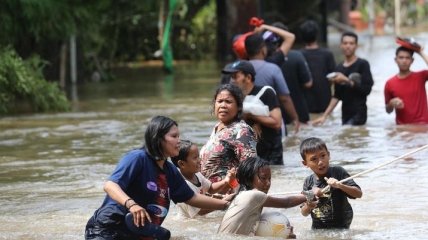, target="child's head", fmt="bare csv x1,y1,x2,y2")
236,156,271,193
171,140,200,174
300,137,330,176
